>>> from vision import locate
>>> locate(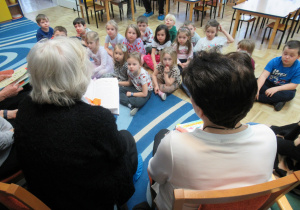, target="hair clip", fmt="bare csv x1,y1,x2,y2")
121,45,127,52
